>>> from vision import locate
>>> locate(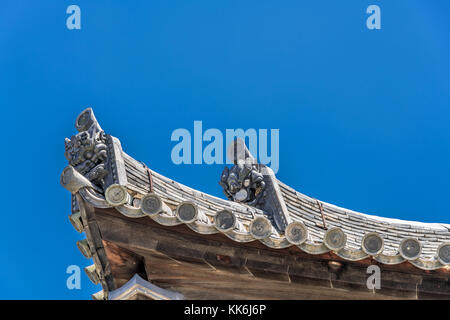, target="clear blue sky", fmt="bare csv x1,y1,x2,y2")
0,1,449,299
